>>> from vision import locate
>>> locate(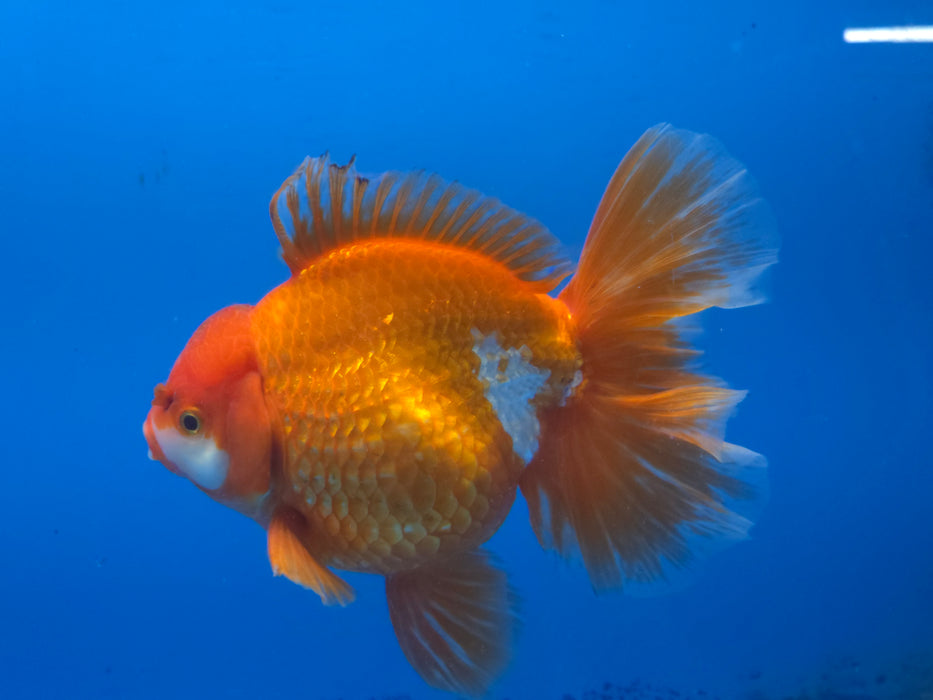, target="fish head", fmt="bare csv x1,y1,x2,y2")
143,304,273,521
